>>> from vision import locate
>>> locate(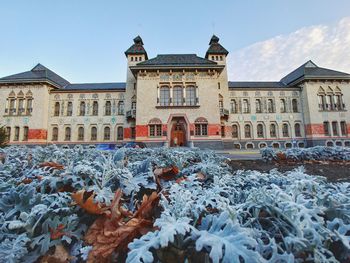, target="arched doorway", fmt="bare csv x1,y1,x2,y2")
169,117,187,147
